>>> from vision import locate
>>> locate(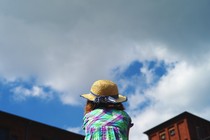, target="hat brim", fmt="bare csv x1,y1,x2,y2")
80,93,127,103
